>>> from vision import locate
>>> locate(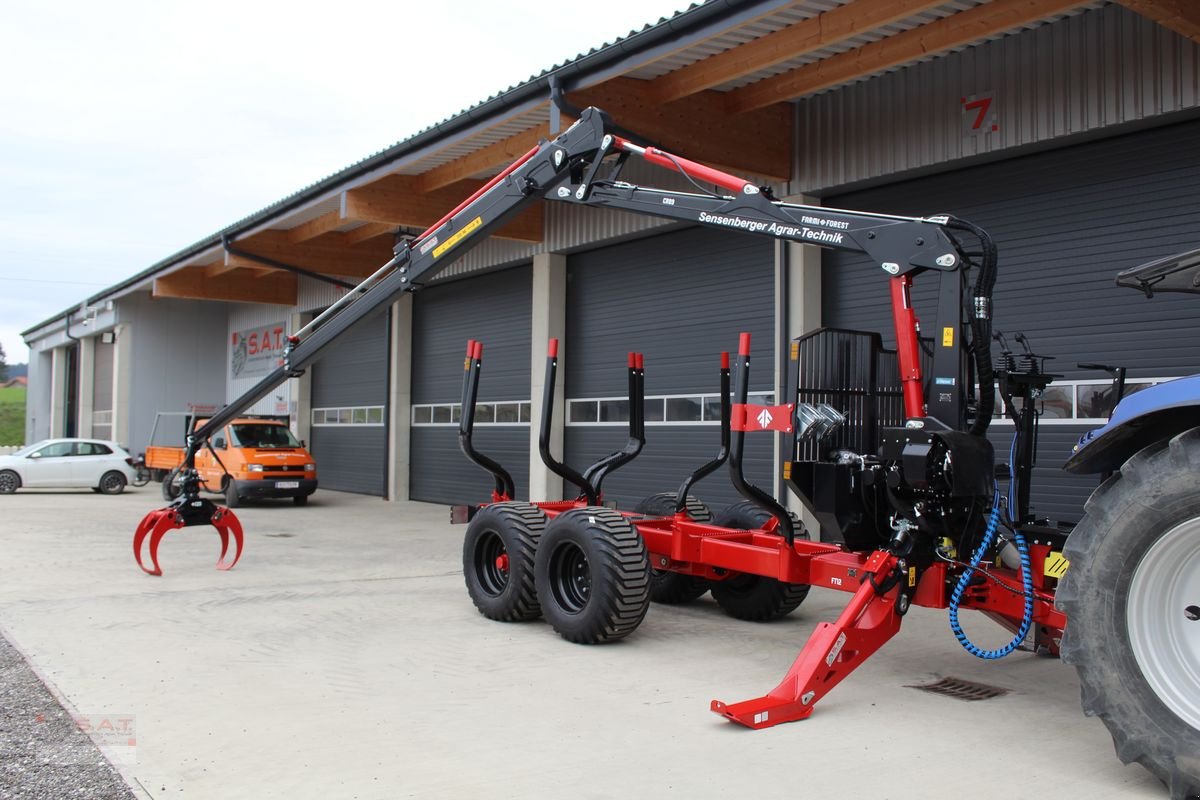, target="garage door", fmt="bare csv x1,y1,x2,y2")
309,310,390,495
410,266,532,505
823,117,1200,522
565,227,776,512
